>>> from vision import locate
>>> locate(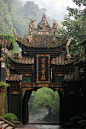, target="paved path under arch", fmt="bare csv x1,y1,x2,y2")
15,124,61,129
